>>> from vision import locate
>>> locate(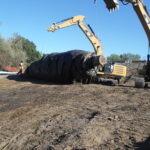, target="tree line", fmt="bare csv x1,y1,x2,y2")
107,53,141,62
0,34,42,68
0,34,141,69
